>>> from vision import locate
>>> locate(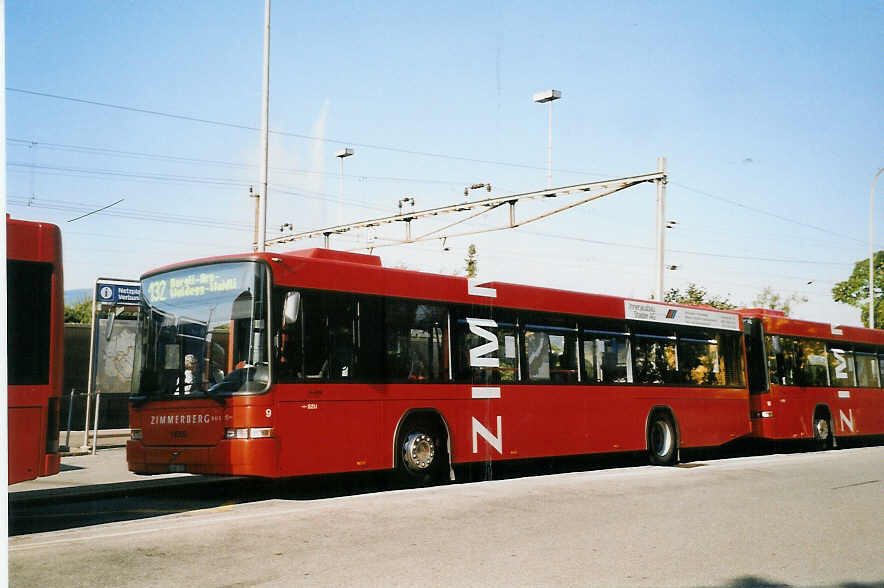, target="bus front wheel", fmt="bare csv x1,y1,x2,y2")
647,412,678,466
396,419,447,486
